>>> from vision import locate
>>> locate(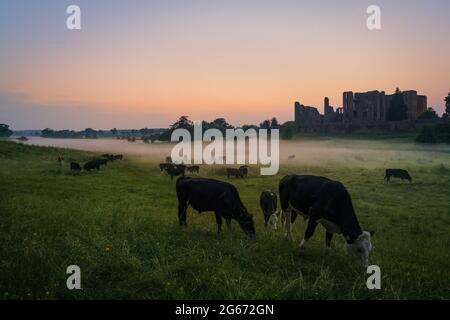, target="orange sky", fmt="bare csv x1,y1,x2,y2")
1,1,449,129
